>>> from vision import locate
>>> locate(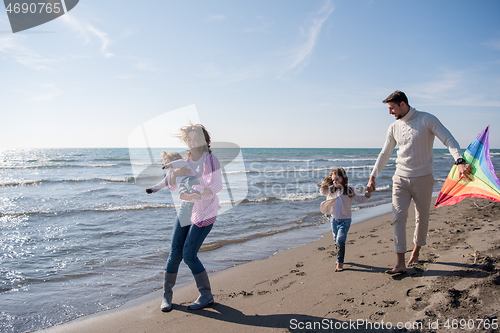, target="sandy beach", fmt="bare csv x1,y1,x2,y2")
40,198,500,333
